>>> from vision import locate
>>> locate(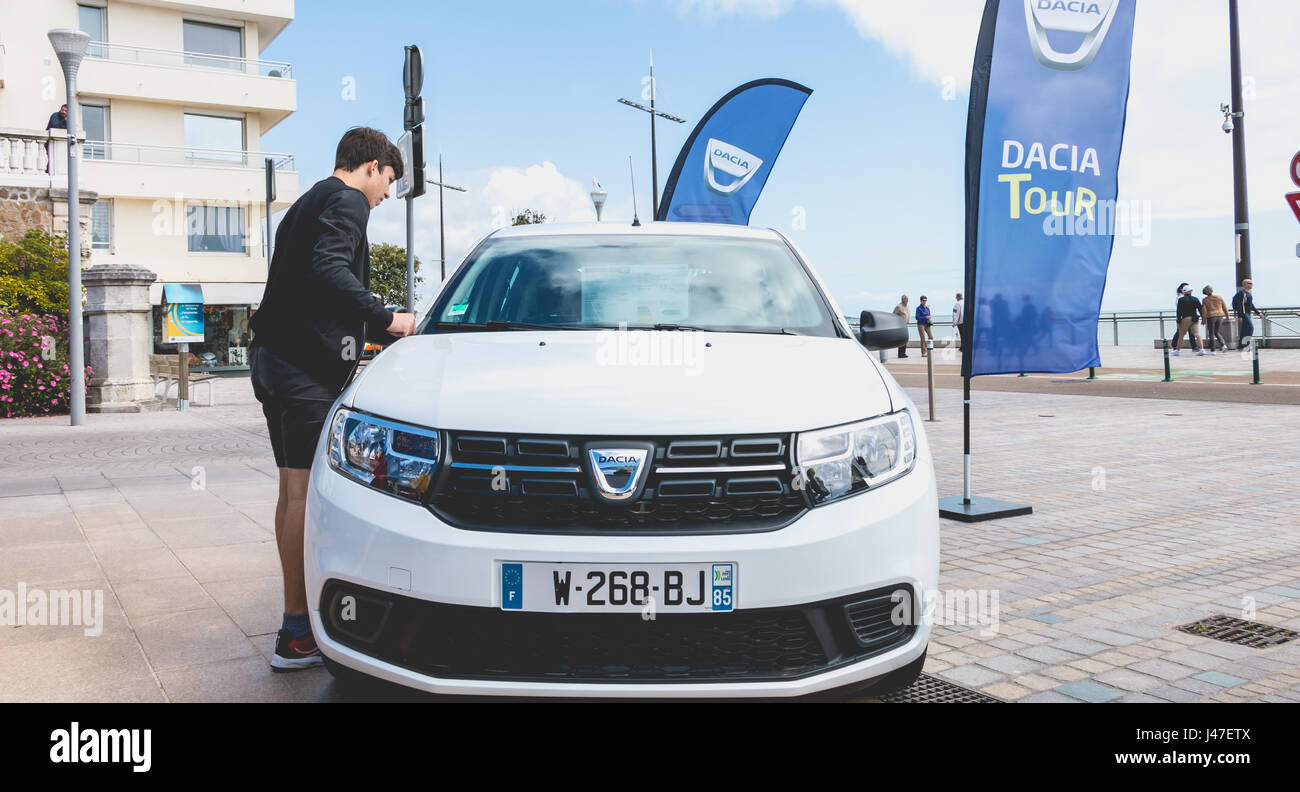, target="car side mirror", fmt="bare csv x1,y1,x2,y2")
857,310,908,351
